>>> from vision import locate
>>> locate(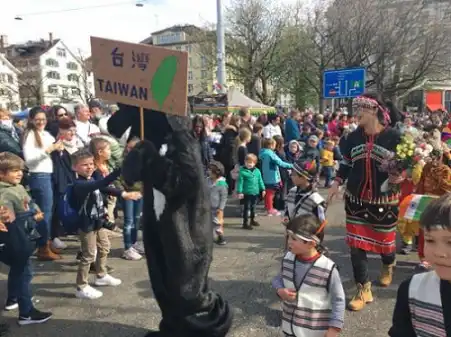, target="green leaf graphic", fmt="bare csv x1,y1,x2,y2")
151,56,178,110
